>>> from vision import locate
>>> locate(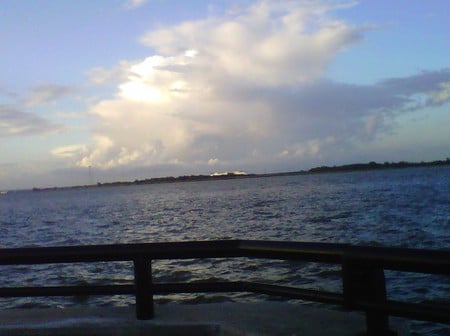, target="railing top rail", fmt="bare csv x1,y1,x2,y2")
0,240,242,264
239,240,450,274
0,240,449,275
